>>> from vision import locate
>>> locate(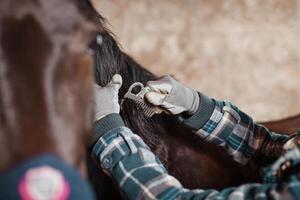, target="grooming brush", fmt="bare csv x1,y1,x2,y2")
122,82,164,118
